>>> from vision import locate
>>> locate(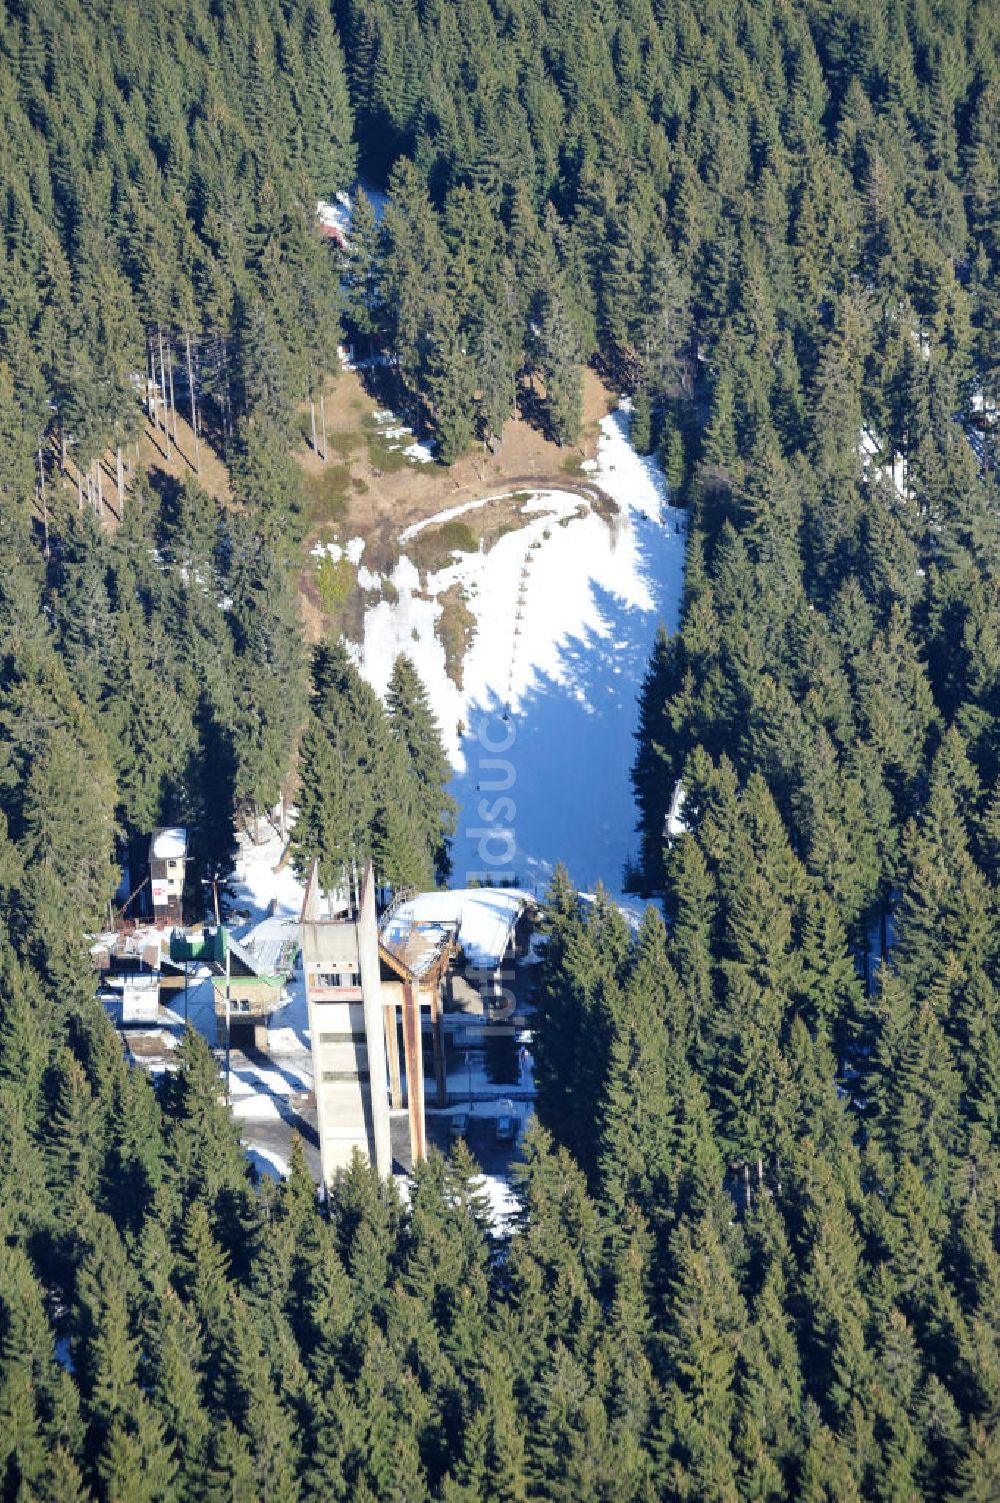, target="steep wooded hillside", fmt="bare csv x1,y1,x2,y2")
0,0,998,1498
